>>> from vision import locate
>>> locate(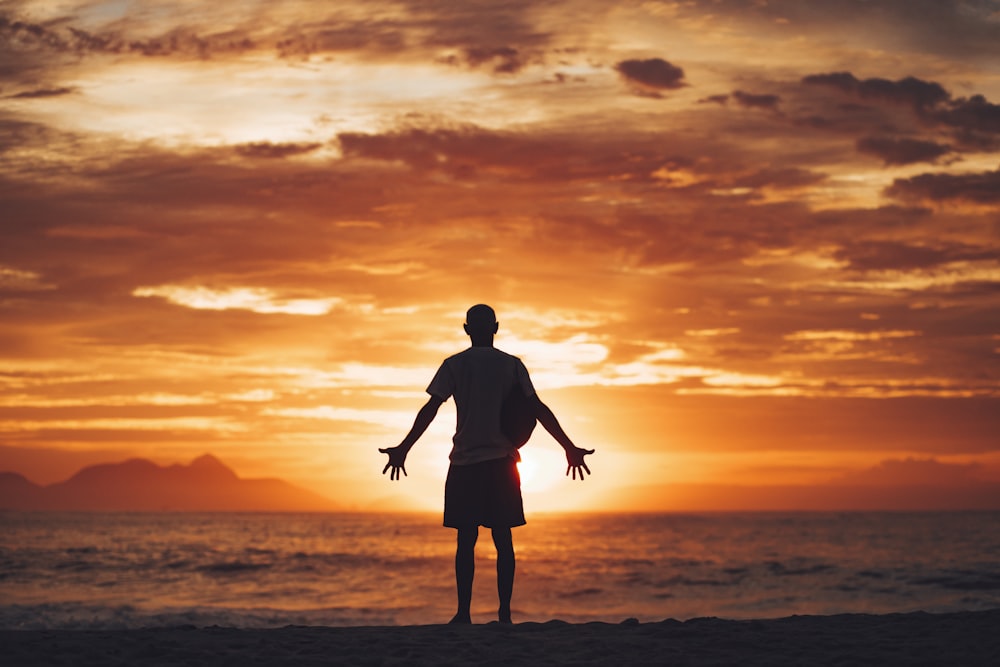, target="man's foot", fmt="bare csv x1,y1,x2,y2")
449,612,472,625
498,606,512,624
